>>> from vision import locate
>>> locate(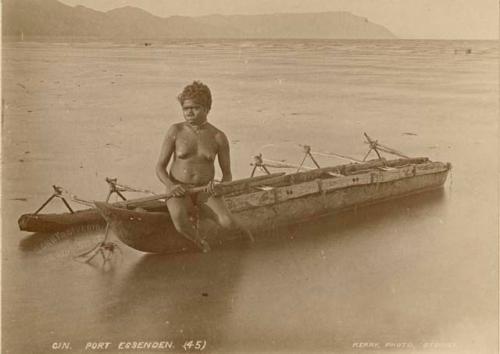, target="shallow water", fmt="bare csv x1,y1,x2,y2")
2,39,498,353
